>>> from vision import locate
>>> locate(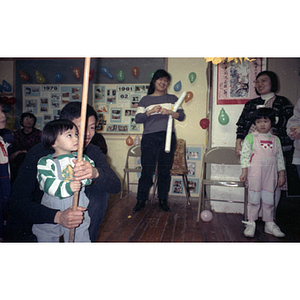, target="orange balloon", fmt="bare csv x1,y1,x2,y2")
184,91,193,103
131,66,139,77
73,67,80,79
126,136,134,146
19,70,29,81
